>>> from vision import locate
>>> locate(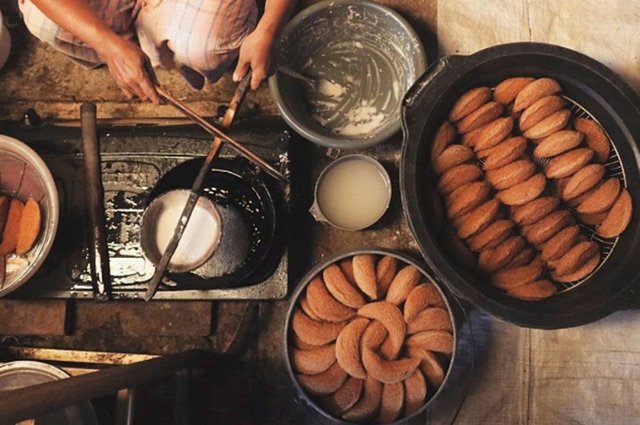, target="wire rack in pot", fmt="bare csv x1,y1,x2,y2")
435,95,625,294
533,95,625,292
482,95,624,293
